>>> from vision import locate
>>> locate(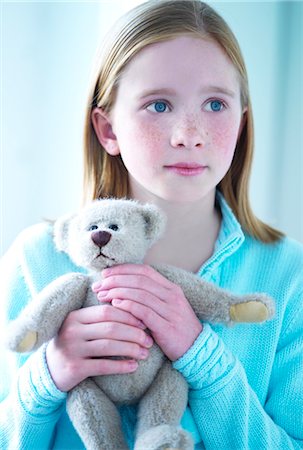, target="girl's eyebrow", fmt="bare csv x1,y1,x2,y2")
206,86,236,98
138,88,176,99
137,86,236,100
